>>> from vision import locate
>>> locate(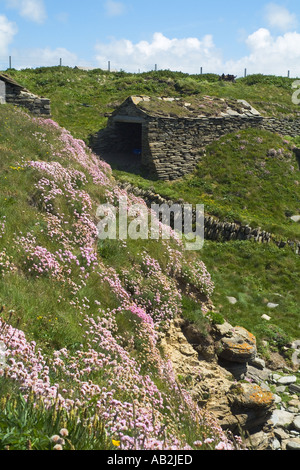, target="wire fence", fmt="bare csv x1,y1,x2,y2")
0,55,298,79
